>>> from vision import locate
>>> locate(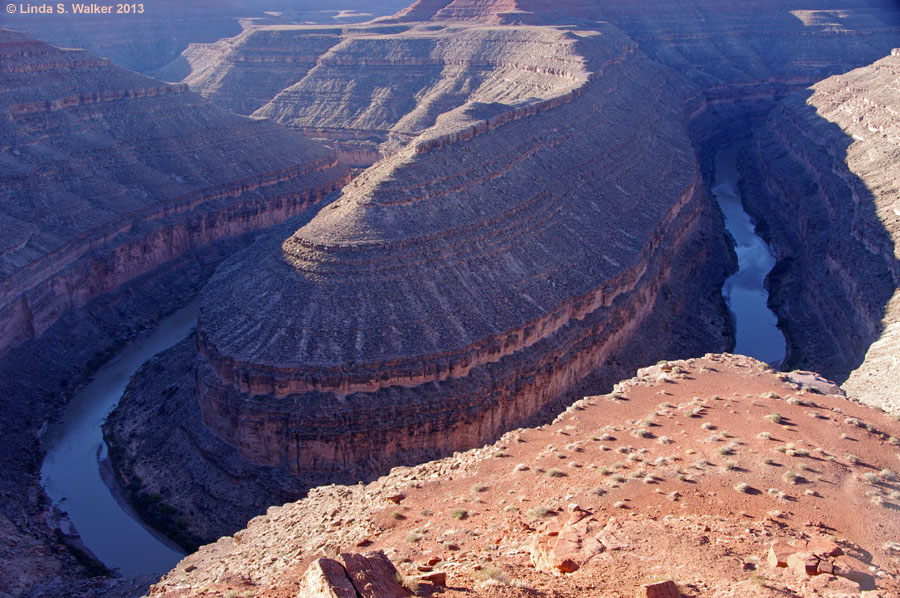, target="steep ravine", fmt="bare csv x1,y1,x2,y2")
740,56,900,392
103,26,735,549
0,32,349,597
